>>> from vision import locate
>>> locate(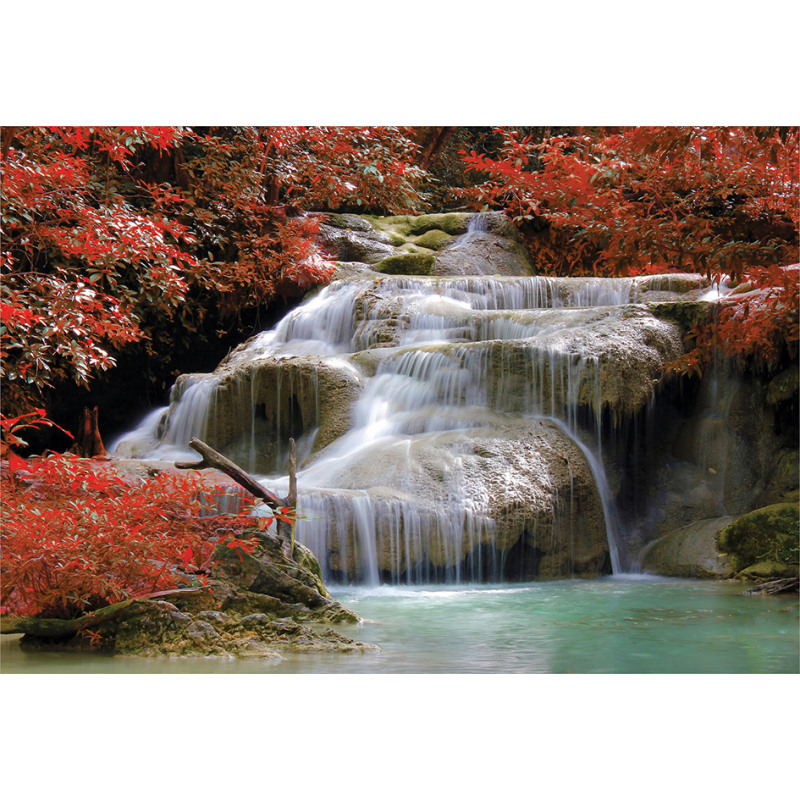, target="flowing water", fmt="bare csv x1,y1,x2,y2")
2,577,797,673
113,263,700,582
